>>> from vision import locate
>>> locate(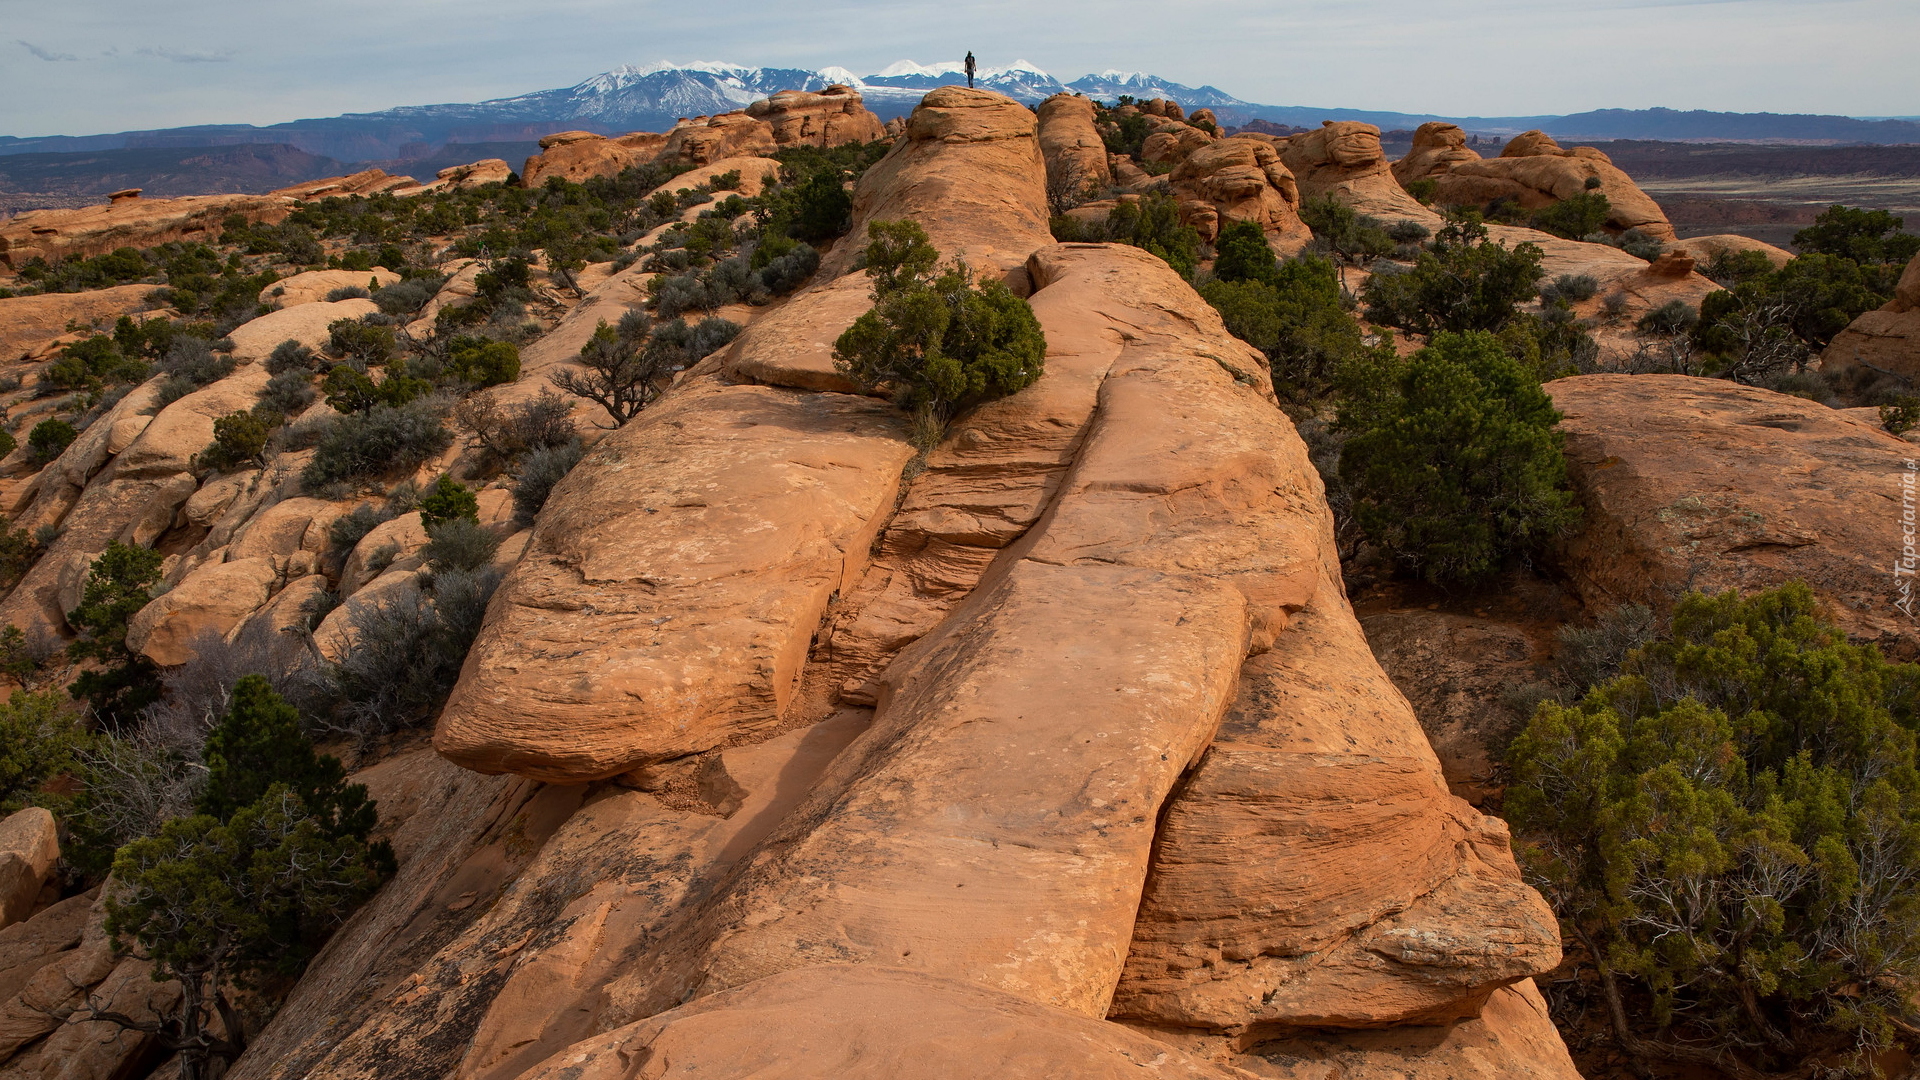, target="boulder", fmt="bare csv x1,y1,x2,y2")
1036,93,1111,195
226,296,379,362
0,193,290,269
259,268,399,308
1549,374,1915,653
428,158,514,191
520,131,669,188
1140,122,1215,167
1278,121,1436,222
340,511,428,595
662,155,784,199
223,495,343,565
659,112,779,168
0,284,164,364
1390,121,1482,188
820,87,1053,283
1430,130,1675,240
270,168,422,200
0,890,94,1005
515,967,1249,1080
0,810,57,931
433,376,913,781
1666,232,1792,271
1170,139,1312,252
124,556,279,666
744,86,887,148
